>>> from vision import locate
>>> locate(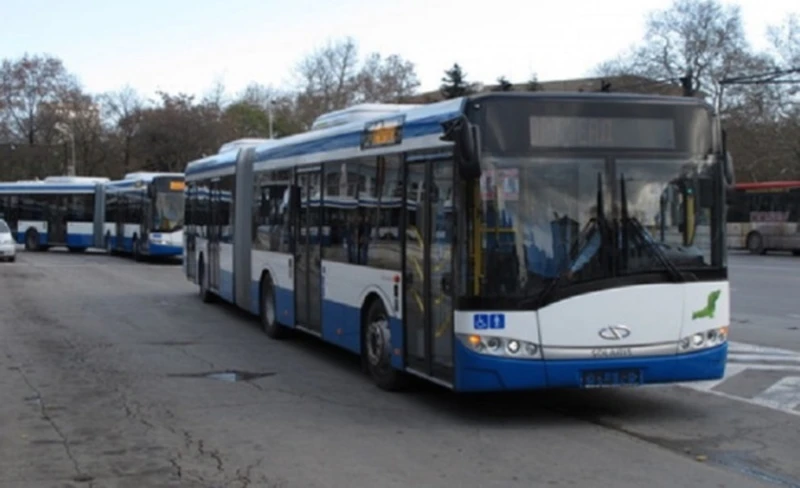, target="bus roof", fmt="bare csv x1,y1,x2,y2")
105,171,184,190
0,178,103,194
734,181,800,190
184,97,463,179
184,91,715,179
